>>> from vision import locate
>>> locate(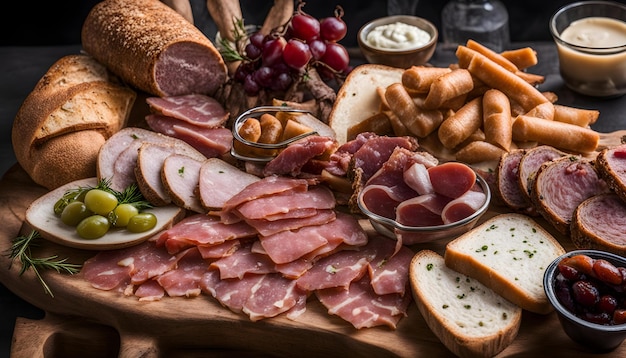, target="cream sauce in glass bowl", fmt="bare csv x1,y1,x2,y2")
365,21,431,51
